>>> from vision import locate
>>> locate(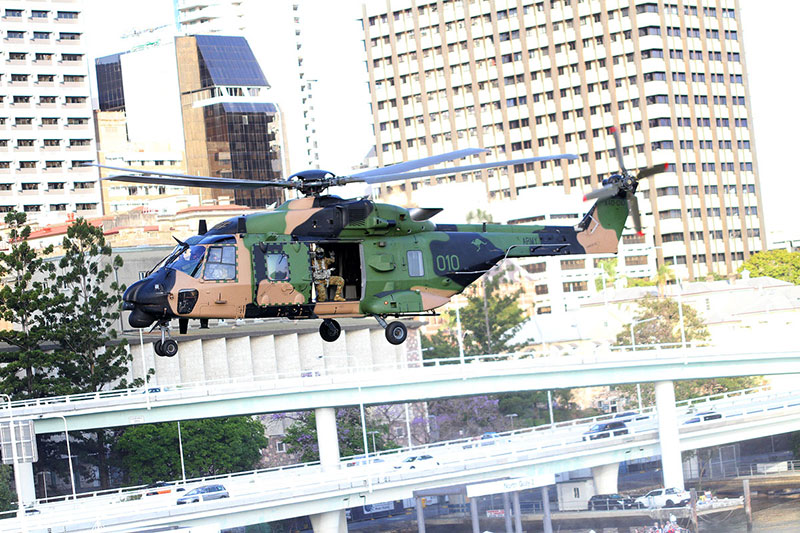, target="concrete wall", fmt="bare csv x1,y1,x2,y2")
126,321,417,389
